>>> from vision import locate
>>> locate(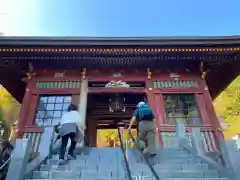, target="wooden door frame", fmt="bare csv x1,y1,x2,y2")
87,88,144,147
